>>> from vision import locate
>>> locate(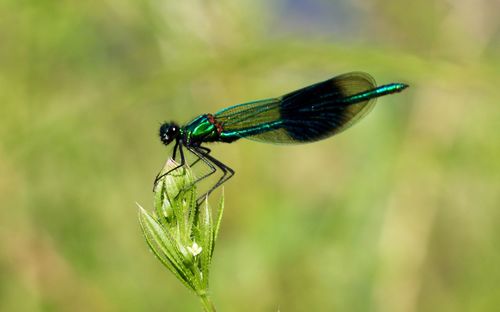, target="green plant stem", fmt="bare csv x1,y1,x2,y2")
199,293,216,312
